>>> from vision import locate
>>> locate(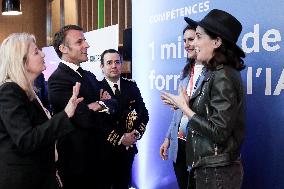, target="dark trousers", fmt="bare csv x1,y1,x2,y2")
110,149,135,189
60,173,111,189
173,139,189,189
189,161,243,189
